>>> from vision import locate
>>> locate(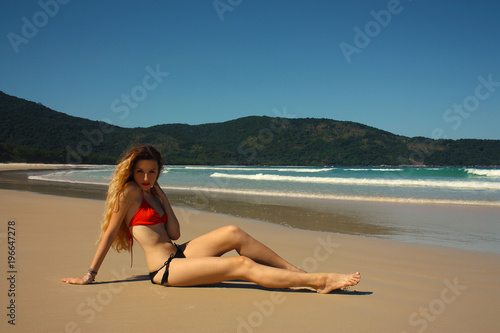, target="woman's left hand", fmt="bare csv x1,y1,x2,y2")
152,181,164,197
